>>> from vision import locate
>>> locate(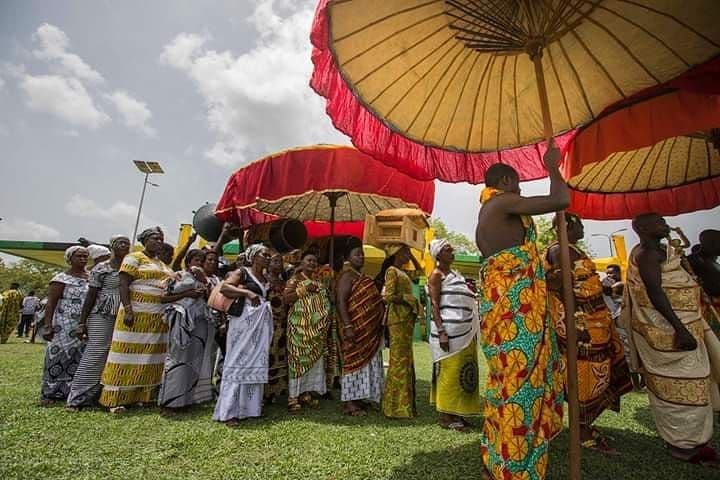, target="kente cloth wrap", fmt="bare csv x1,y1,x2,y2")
342,274,385,375
623,246,719,449
545,242,632,426
287,276,331,379
477,187,564,480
